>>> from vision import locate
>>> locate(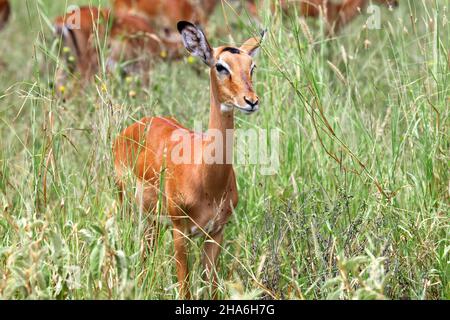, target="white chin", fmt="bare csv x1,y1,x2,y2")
220,104,234,113
221,104,258,114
